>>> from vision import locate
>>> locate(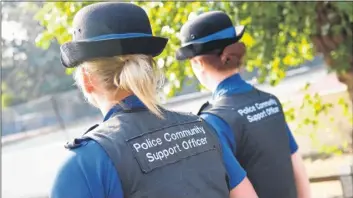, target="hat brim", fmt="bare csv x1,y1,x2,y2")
60,36,168,68
176,25,245,61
